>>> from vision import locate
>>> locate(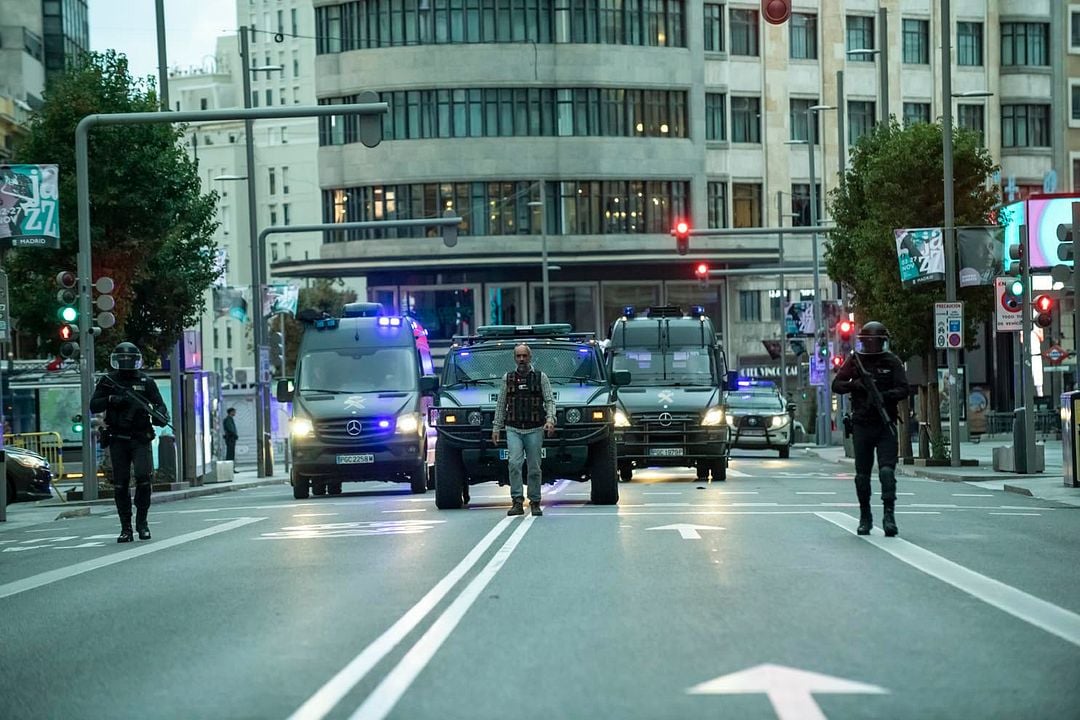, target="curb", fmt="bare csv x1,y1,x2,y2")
1003,484,1035,497
39,477,288,509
